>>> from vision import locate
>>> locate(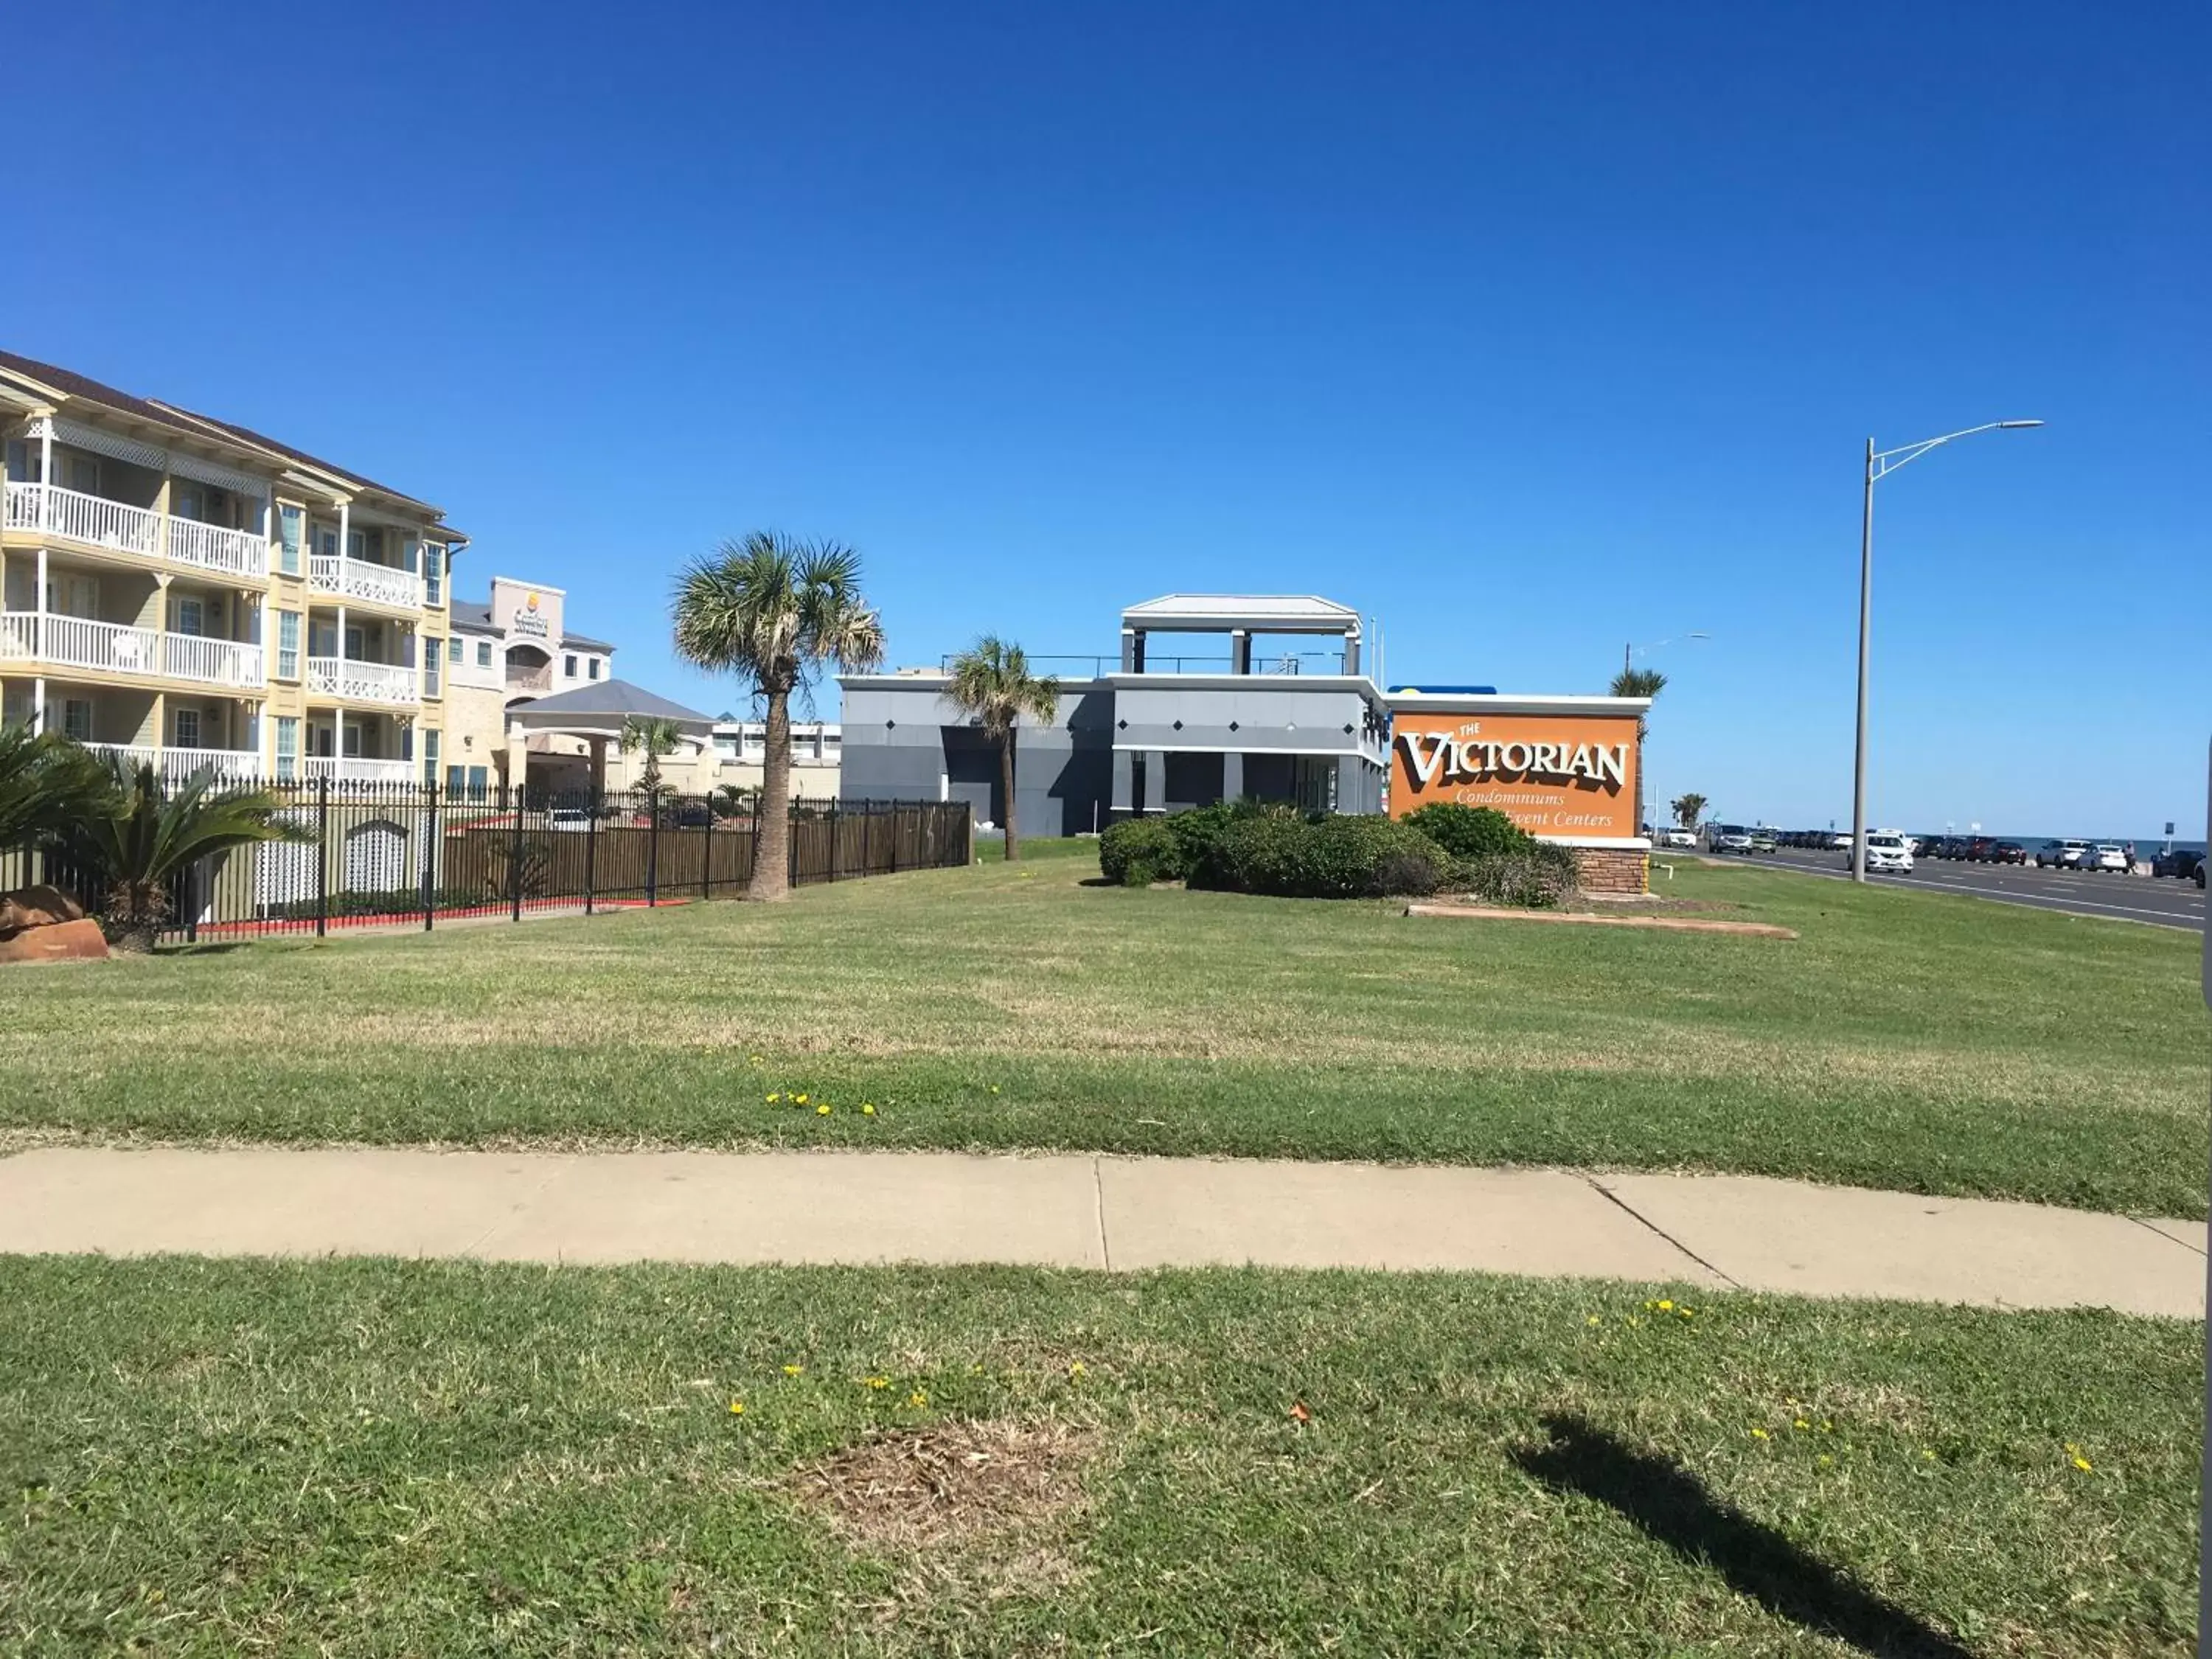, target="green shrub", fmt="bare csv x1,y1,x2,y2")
1459,841,1582,909
1190,813,1455,900
1099,817,1183,886
1402,801,1531,860
261,886,486,922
